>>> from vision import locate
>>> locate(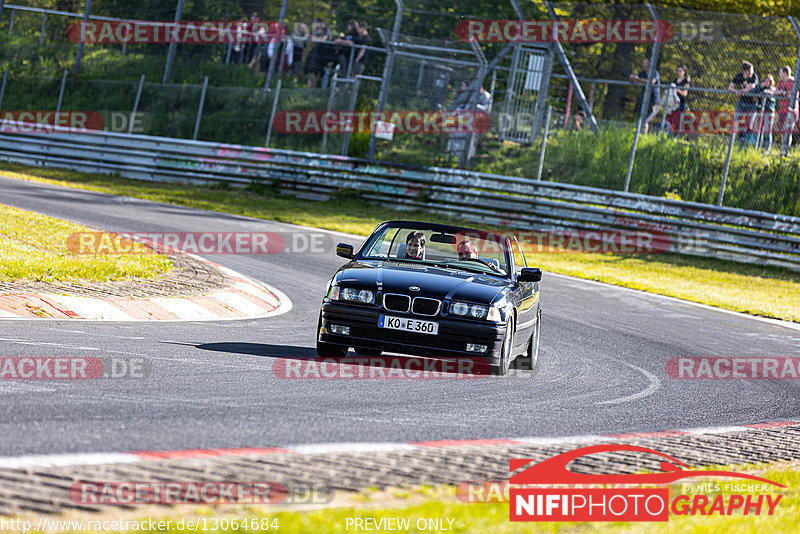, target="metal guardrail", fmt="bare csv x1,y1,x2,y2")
0,128,798,270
